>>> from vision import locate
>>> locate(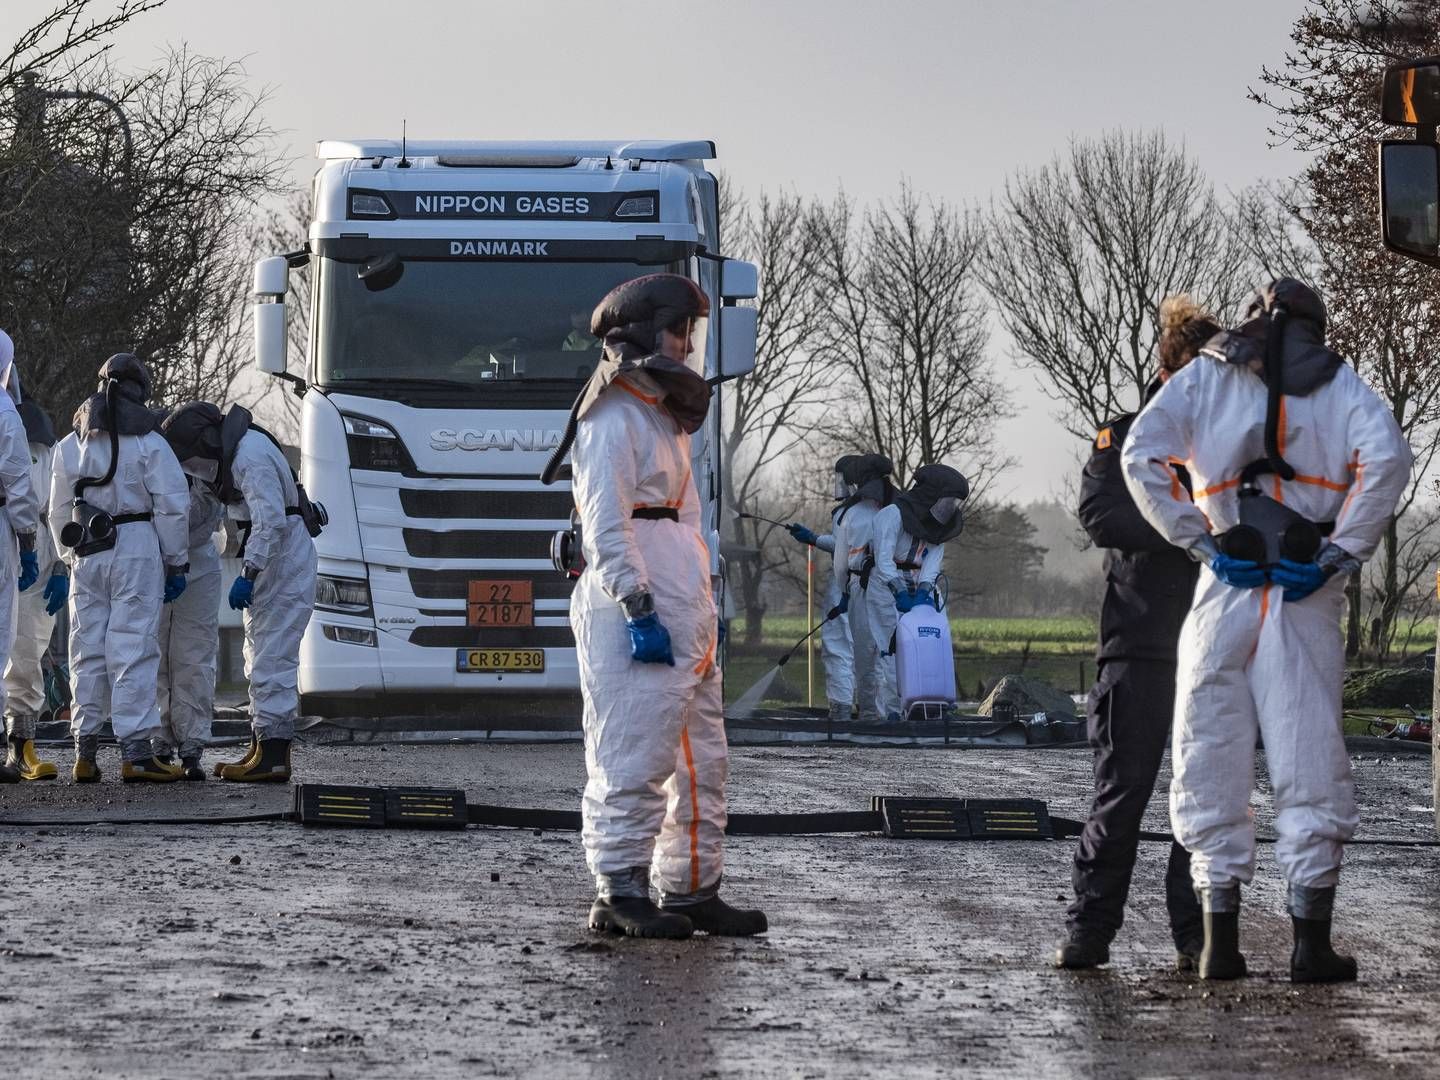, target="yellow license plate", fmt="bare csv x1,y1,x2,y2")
456,648,545,674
